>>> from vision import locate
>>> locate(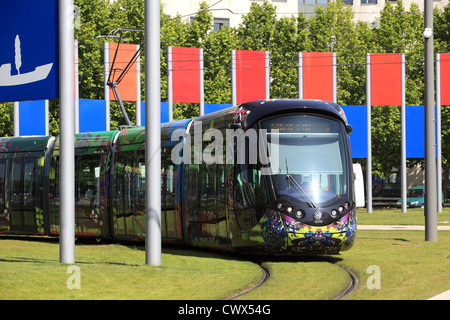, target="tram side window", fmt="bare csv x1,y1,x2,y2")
11,158,22,203
49,156,59,224
161,143,175,210
206,164,216,210
200,164,208,212
137,155,145,211
0,159,5,208
195,163,219,221
76,155,101,208
23,158,38,219
162,165,174,209
115,151,136,215
188,164,200,212
234,166,269,210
